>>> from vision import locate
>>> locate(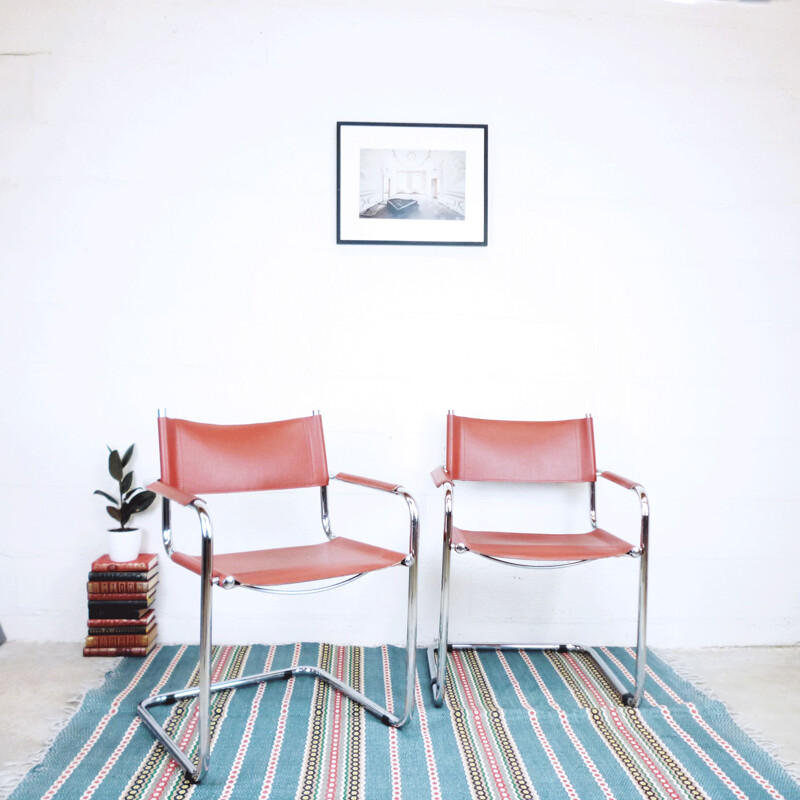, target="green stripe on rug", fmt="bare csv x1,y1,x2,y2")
7,646,800,800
